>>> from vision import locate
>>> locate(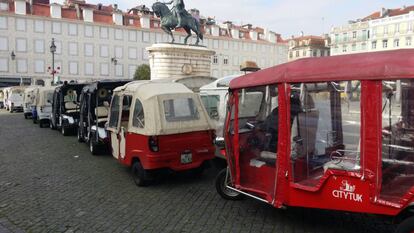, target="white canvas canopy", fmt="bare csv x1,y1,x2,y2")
36,86,56,106
24,86,40,106
112,81,214,136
